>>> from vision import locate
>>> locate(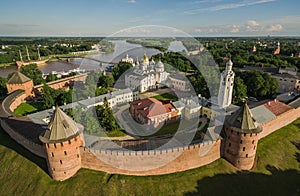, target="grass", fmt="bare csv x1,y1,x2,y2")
14,103,38,116
147,121,180,137
0,118,299,195
151,93,178,101
104,129,127,137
